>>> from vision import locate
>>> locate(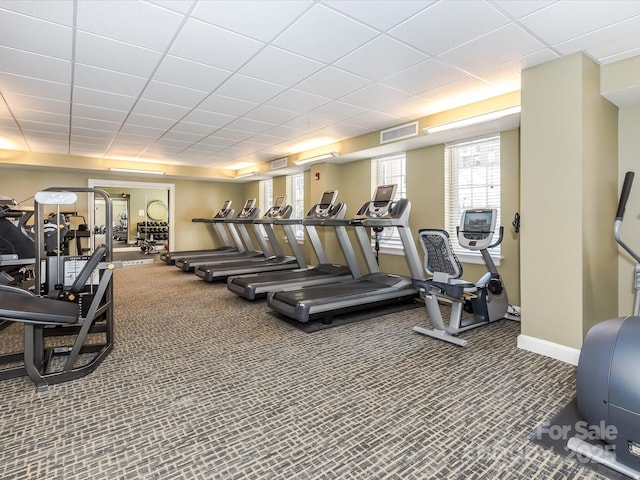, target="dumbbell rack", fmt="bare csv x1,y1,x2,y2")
136,221,169,242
